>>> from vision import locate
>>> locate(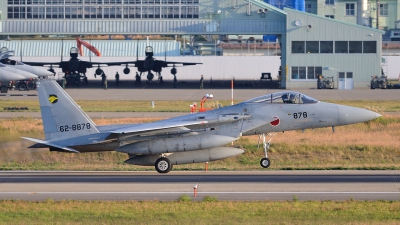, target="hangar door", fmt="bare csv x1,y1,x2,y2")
338,72,354,90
